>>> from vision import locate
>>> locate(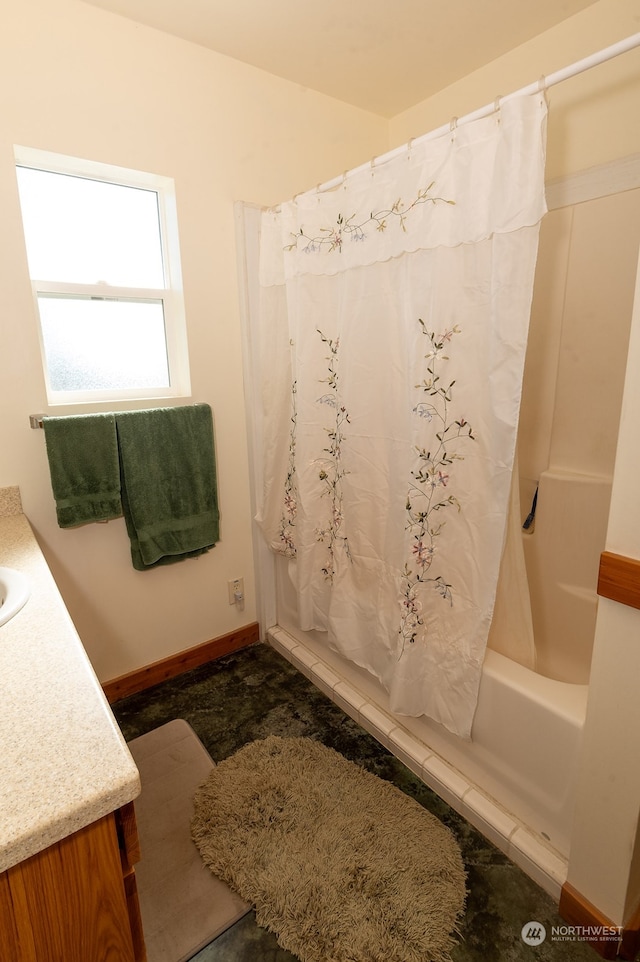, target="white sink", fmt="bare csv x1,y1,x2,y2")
0,567,30,627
